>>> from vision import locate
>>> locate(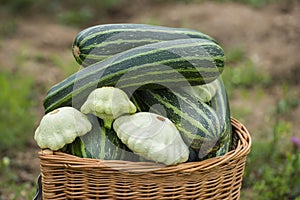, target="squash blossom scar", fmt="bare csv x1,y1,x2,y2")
156,116,166,122
73,45,81,58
